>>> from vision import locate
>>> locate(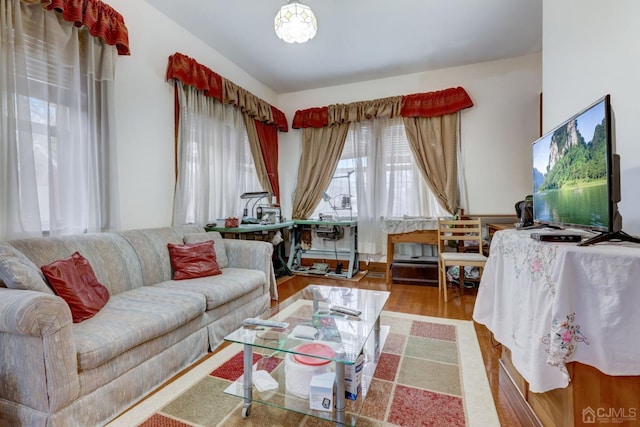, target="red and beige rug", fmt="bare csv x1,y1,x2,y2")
108,311,499,427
